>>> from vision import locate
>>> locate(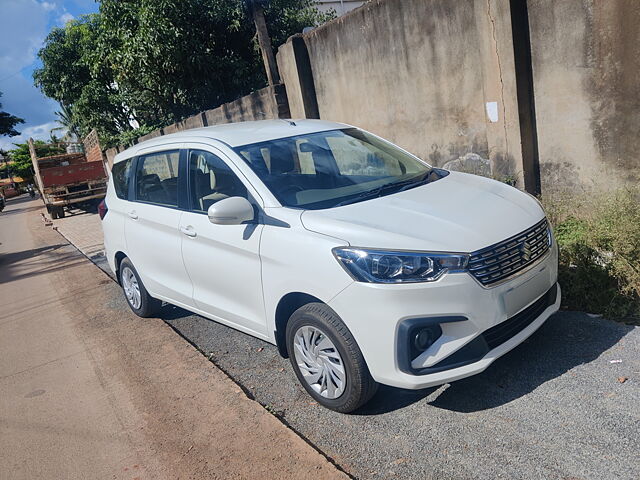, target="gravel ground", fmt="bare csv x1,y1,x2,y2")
160,306,639,480
53,209,639,479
